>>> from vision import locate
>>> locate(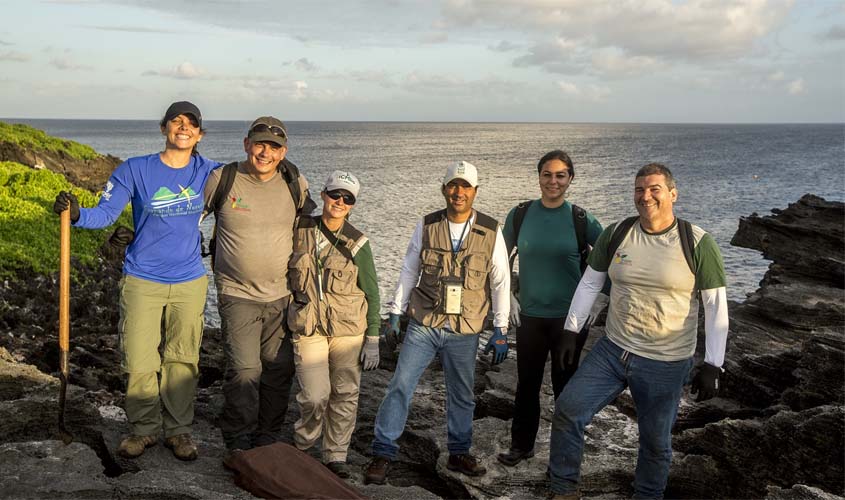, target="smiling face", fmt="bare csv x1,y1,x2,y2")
635,173,677,229
321,189,353,223
161,113,203,151
442,178,477,222
243,138,287,181
539,158,572,205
